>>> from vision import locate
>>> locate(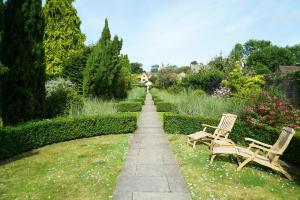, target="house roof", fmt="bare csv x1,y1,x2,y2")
279,66,300,73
